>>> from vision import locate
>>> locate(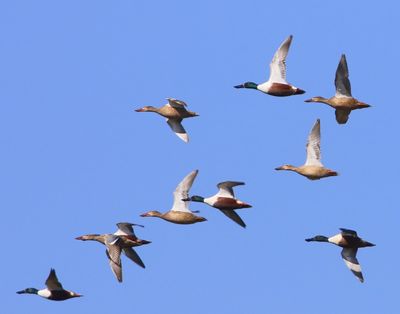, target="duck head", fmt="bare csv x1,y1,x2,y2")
140,210,162,218
75,234,101,241
135,106,157,113
17,288,39,295
275,164,296,171
305,235,329,242
234,82,258,89
181,195,204,203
